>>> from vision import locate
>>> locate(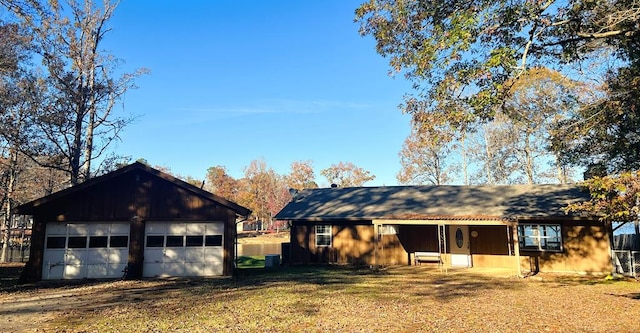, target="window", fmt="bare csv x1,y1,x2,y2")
205,235,222,246
110,236,129,248
89,236,108,248
379,225,398,235
68,236,87,248
46,237,66,249
186,235,204,247
518,224,562,252
166,235,184,247
315,225,332,247
146,235,164,247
